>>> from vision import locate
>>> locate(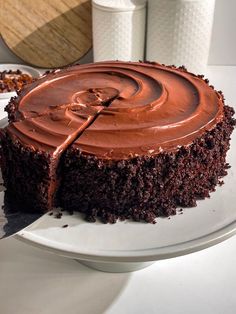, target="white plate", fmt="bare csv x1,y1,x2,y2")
1,118,236,272
0,64,41,99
